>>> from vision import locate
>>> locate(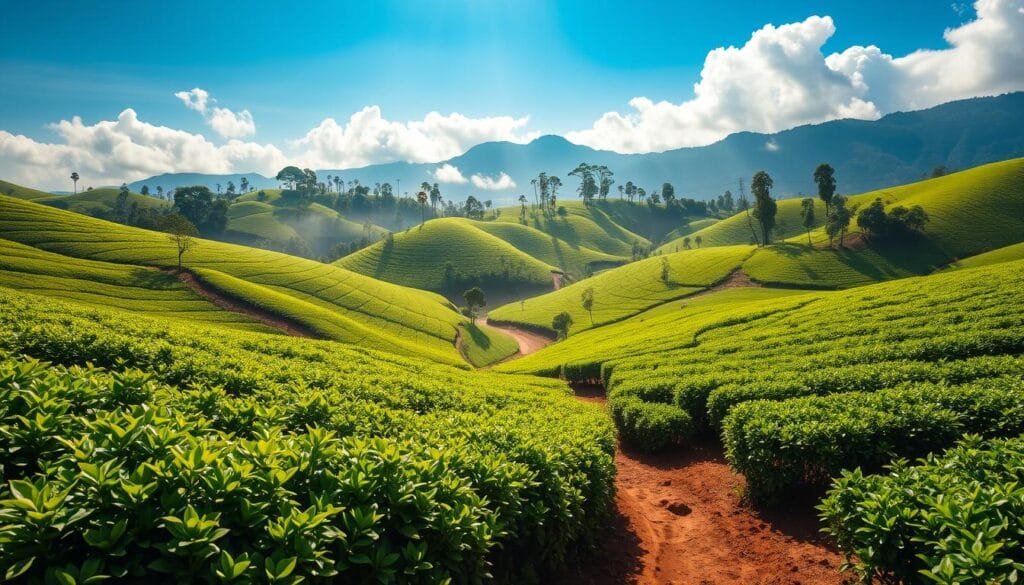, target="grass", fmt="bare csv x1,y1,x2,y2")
949,240,1024,269
659,199,826,251
489,244,755,335
0,179,57,200
0,238,273,333
34,187,170,217
0,194,468,364
459,321,521,367
337,218,558,294
473,220,626,276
